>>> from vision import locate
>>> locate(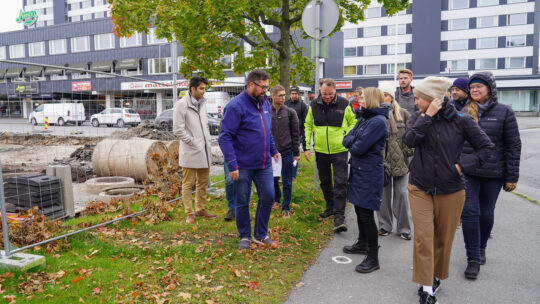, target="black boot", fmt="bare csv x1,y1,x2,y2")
480,249,486,265
464,262,480,280
343,239,367,254
355,245,379,273
333,216,347,233
318,209,334,219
